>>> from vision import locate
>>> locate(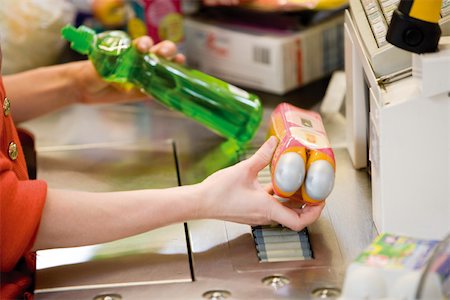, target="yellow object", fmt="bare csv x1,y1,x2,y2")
305,149,336,171
386,0,442,53
158,13,184,43
410,0,442,23
243,0,348,11
127,17,147,39
92,0,126,27
315,0,348,10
